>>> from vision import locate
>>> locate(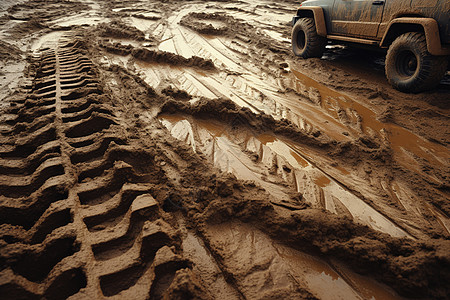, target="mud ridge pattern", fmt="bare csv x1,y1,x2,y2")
0,41,191,299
